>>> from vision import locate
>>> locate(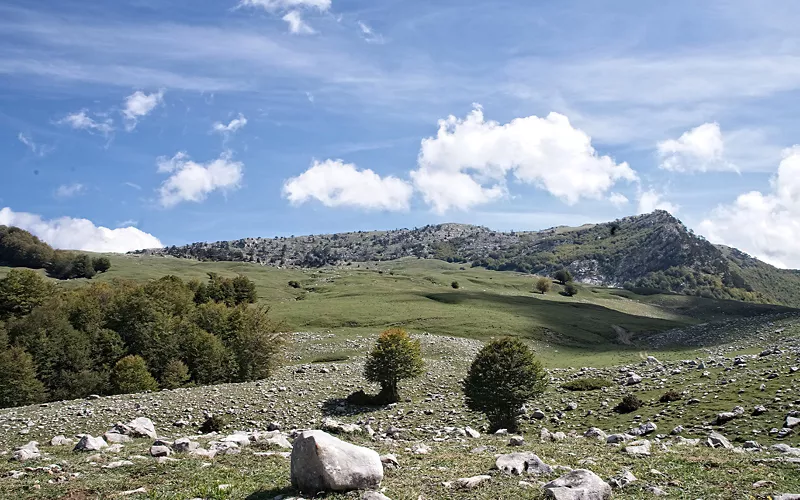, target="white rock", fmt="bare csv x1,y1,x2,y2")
290,430,383,492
